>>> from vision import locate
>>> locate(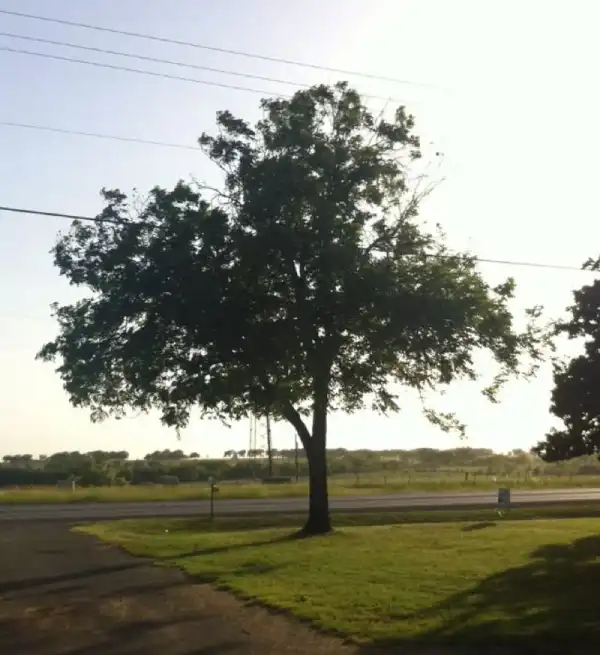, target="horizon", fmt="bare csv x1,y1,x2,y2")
0,444,535,460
